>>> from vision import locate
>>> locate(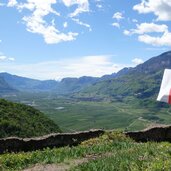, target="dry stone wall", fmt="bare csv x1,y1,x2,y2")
125,125,171,142
0,129,104,154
